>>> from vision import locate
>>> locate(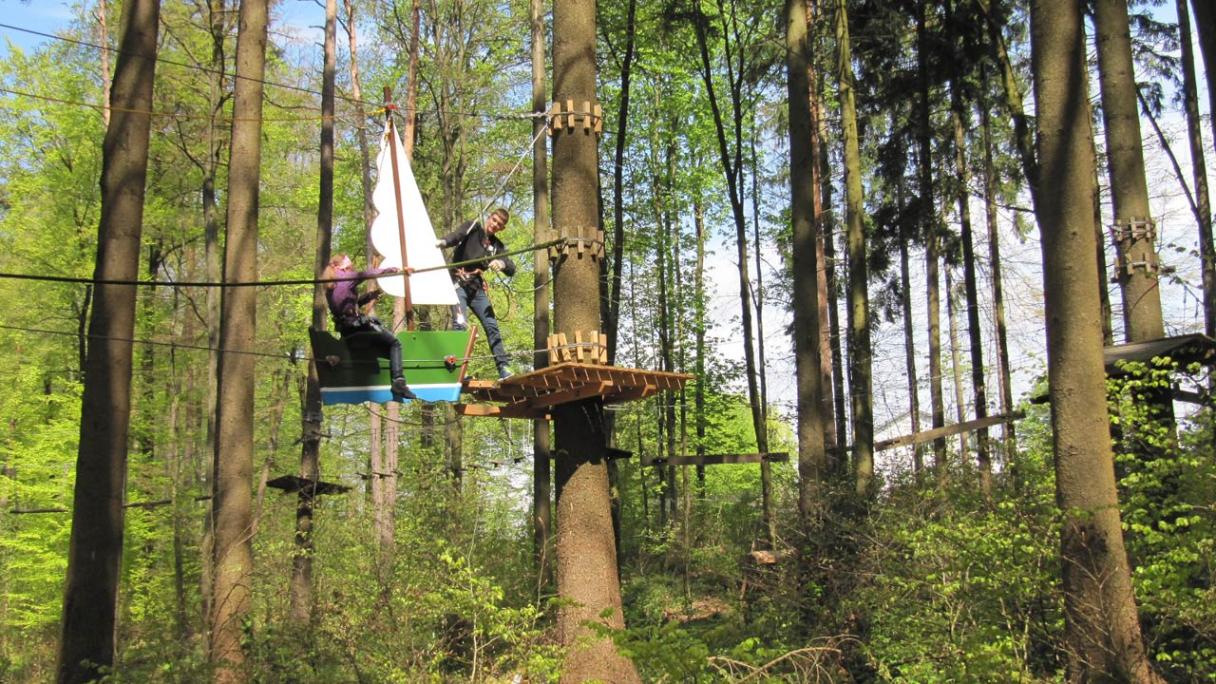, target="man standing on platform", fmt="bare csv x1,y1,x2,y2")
437,207,517,379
